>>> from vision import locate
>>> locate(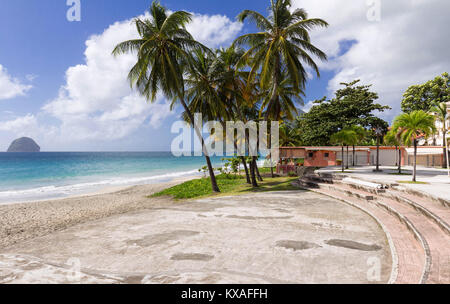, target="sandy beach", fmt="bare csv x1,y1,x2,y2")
0,176,197,250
